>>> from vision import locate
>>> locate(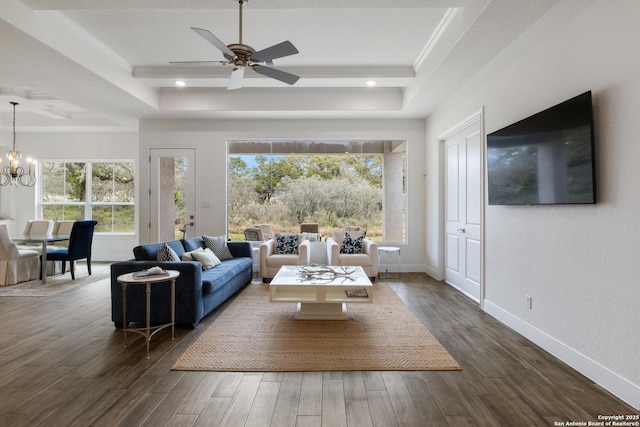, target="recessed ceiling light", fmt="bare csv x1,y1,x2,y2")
174,80,186,87
365,80,377,87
